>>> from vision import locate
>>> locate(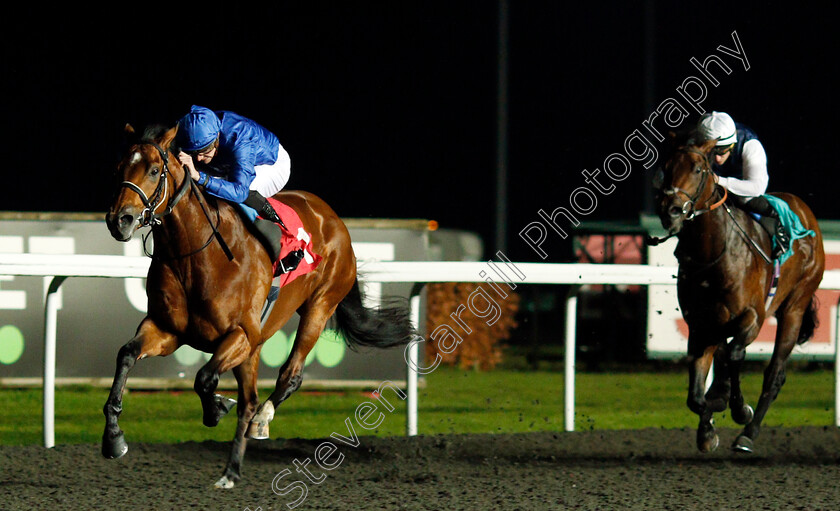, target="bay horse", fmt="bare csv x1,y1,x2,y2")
651,136,824,453
104,124,417,488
